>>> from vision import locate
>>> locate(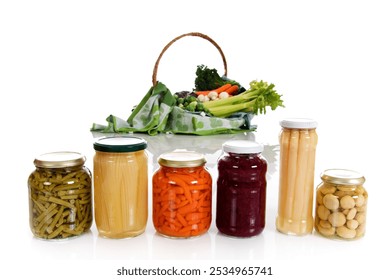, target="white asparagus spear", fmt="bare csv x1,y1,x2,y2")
300,129,318,233
284,129,299,232
291,129,311,234
277,128,291,231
